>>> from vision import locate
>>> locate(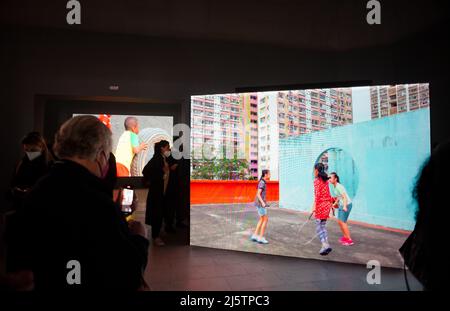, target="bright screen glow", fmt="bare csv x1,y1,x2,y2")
73,114,173,177
190,83,430,268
